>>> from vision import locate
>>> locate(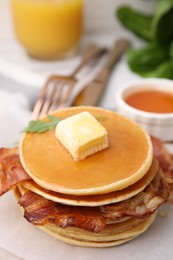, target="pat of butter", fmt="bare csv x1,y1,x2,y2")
55,111,108,161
